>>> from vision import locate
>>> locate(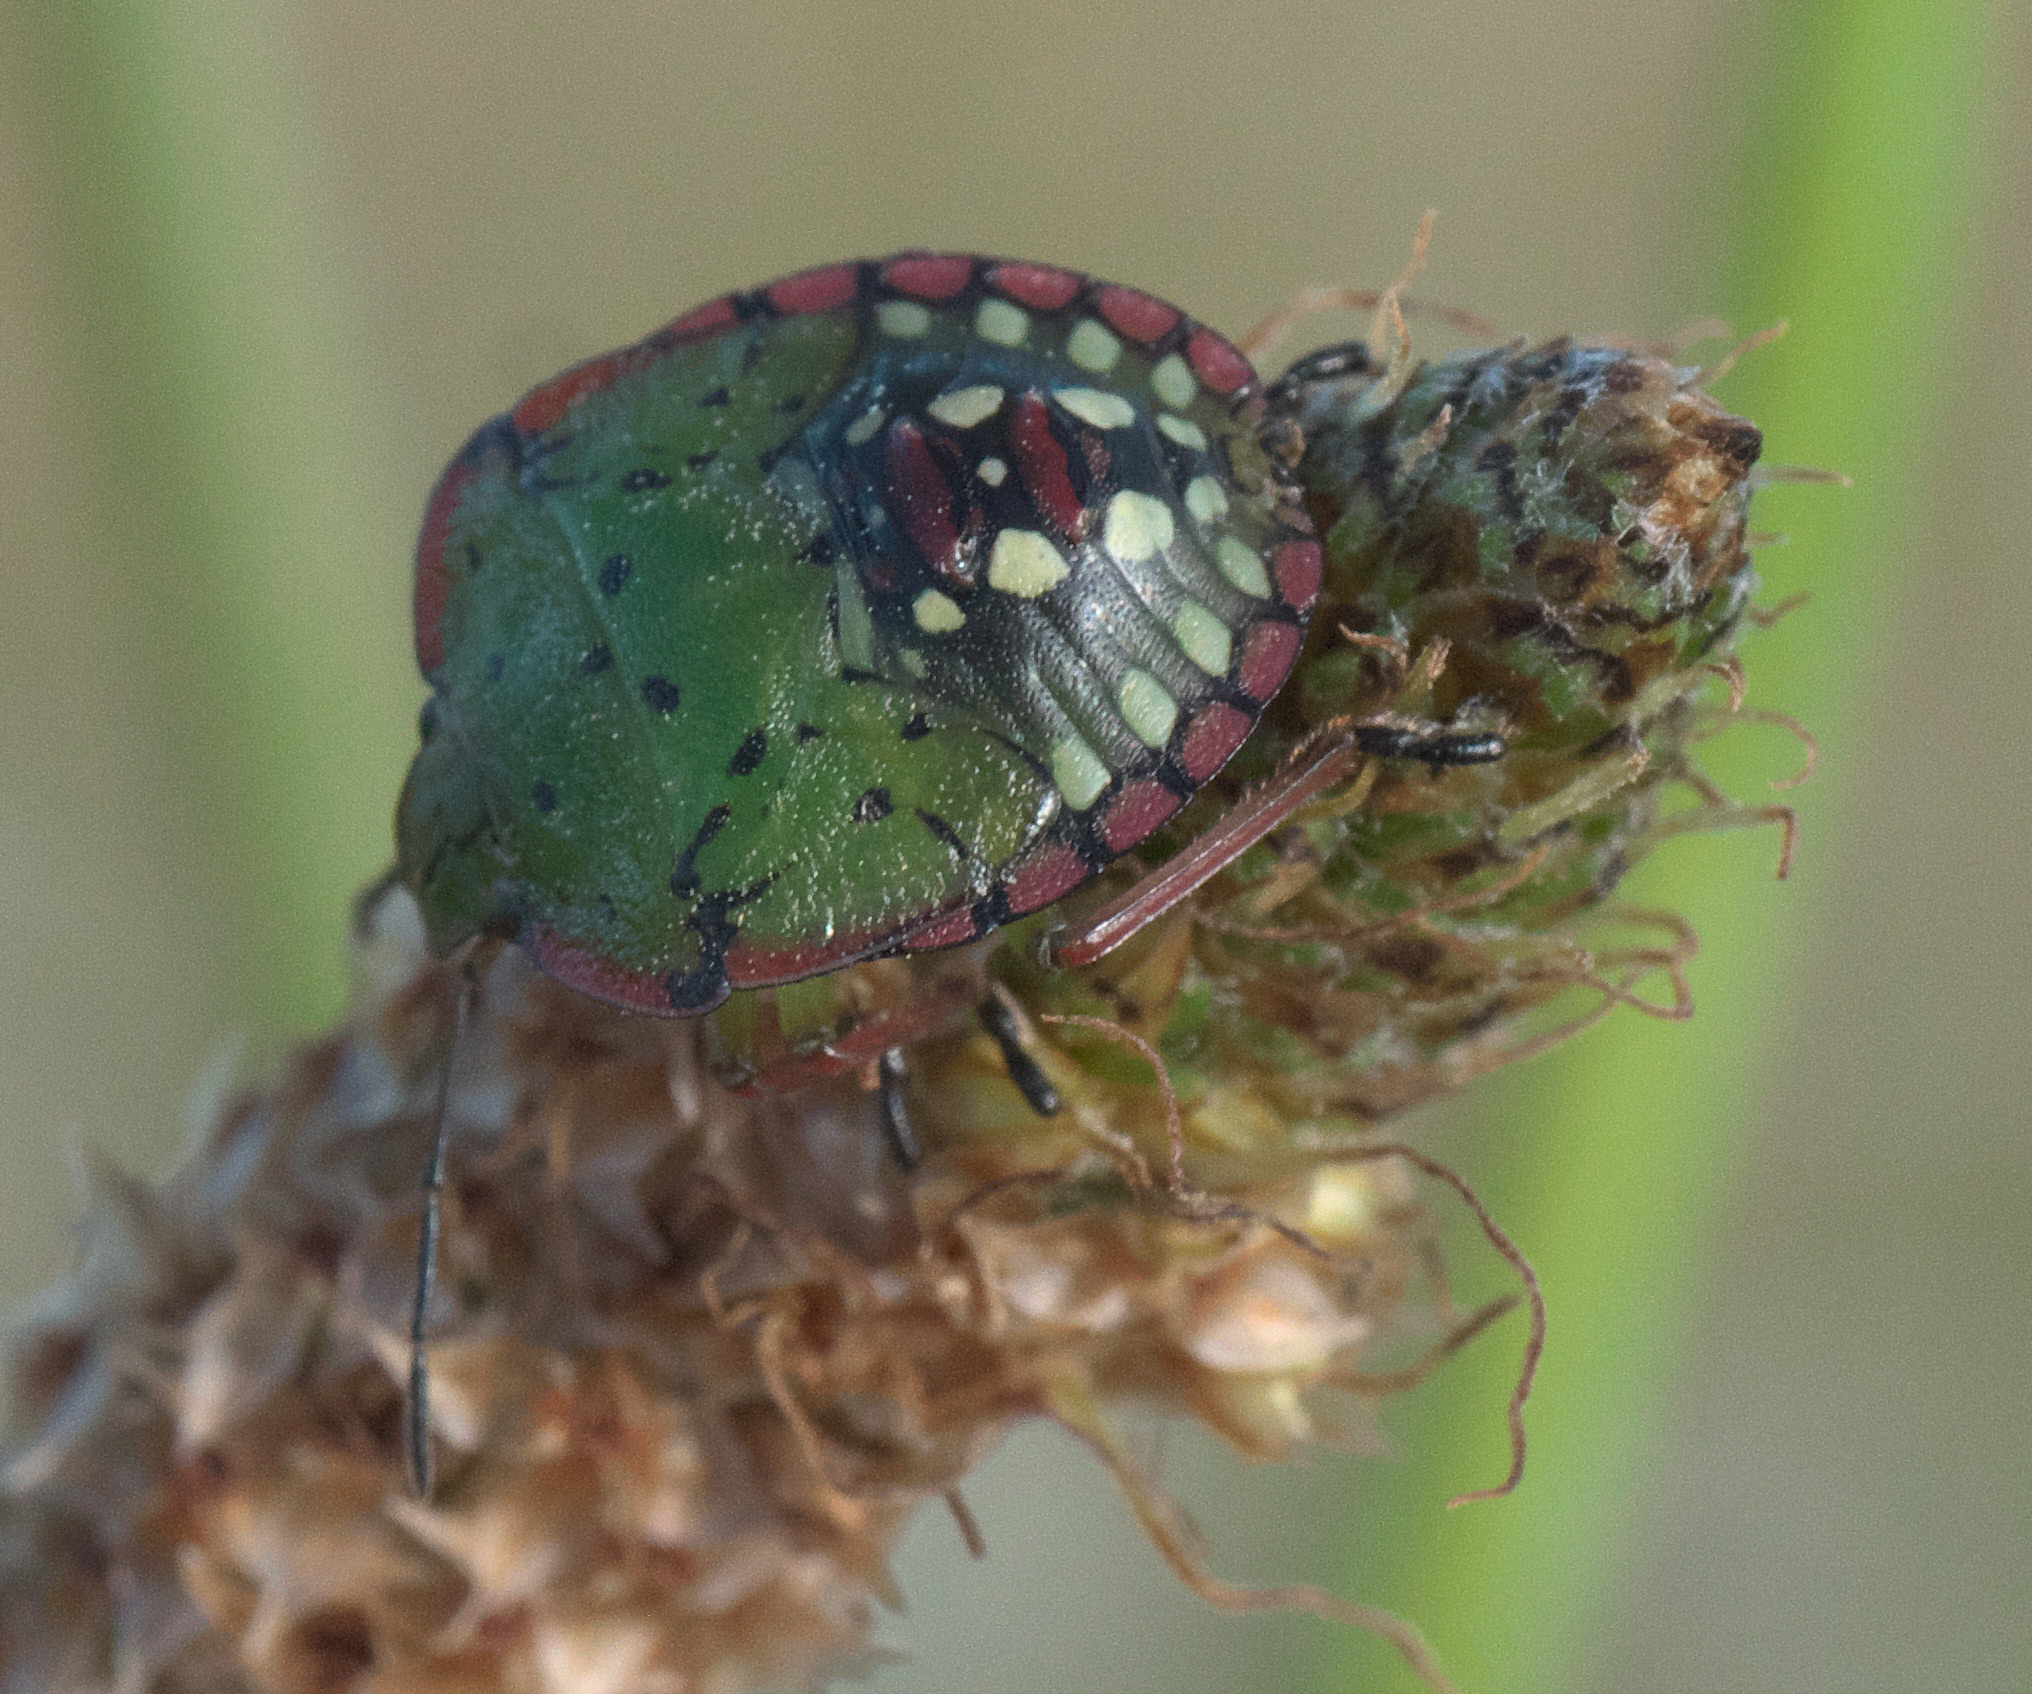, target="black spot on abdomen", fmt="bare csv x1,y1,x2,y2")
853,787,894,825
641,675,683,712
599,553,634,595
621,467,672,492
729,729,768,776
